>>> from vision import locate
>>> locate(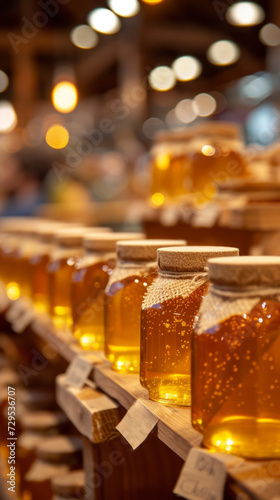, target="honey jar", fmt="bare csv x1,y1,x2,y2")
105,239,186,373
71,232,145,350
30,223,72,314
48,227,110,329
192,256,280,458
140,246,239,406
189,122,247,205
150,129,195,204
